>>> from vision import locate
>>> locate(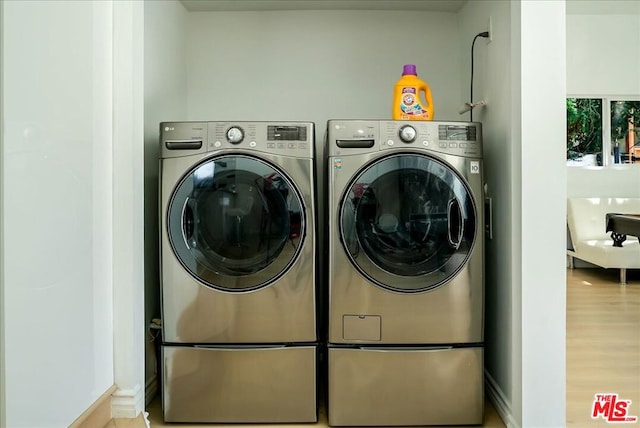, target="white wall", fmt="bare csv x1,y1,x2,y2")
3,1,146,423
518,1,566,426
111,0,146,418
568,166,640,197
185,10,462,126
143,0,189,402
0,0,6,426
566,13,640,96
2,1,114,425
458,1,517,425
